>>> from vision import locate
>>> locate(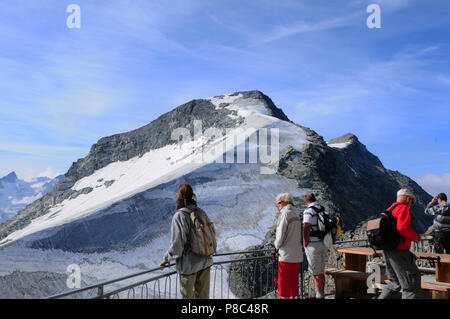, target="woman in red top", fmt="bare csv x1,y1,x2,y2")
388,200,421,250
